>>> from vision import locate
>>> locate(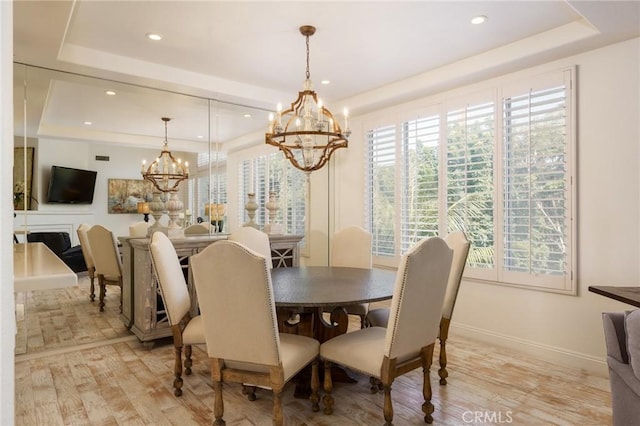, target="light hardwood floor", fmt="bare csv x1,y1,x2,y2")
15,276,613,425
